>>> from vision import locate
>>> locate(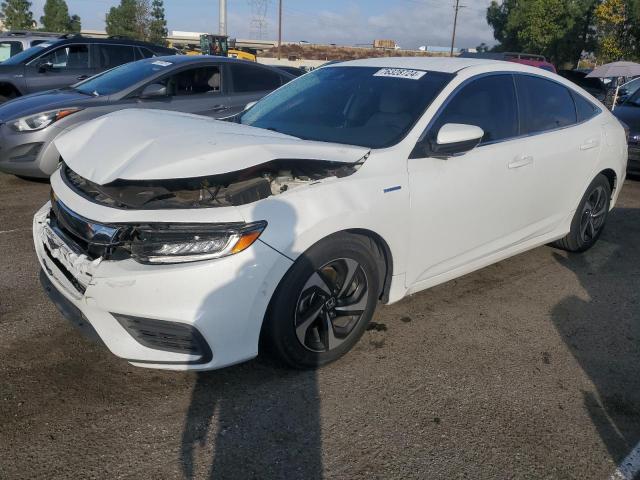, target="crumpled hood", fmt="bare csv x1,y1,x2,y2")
55,109,370,185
